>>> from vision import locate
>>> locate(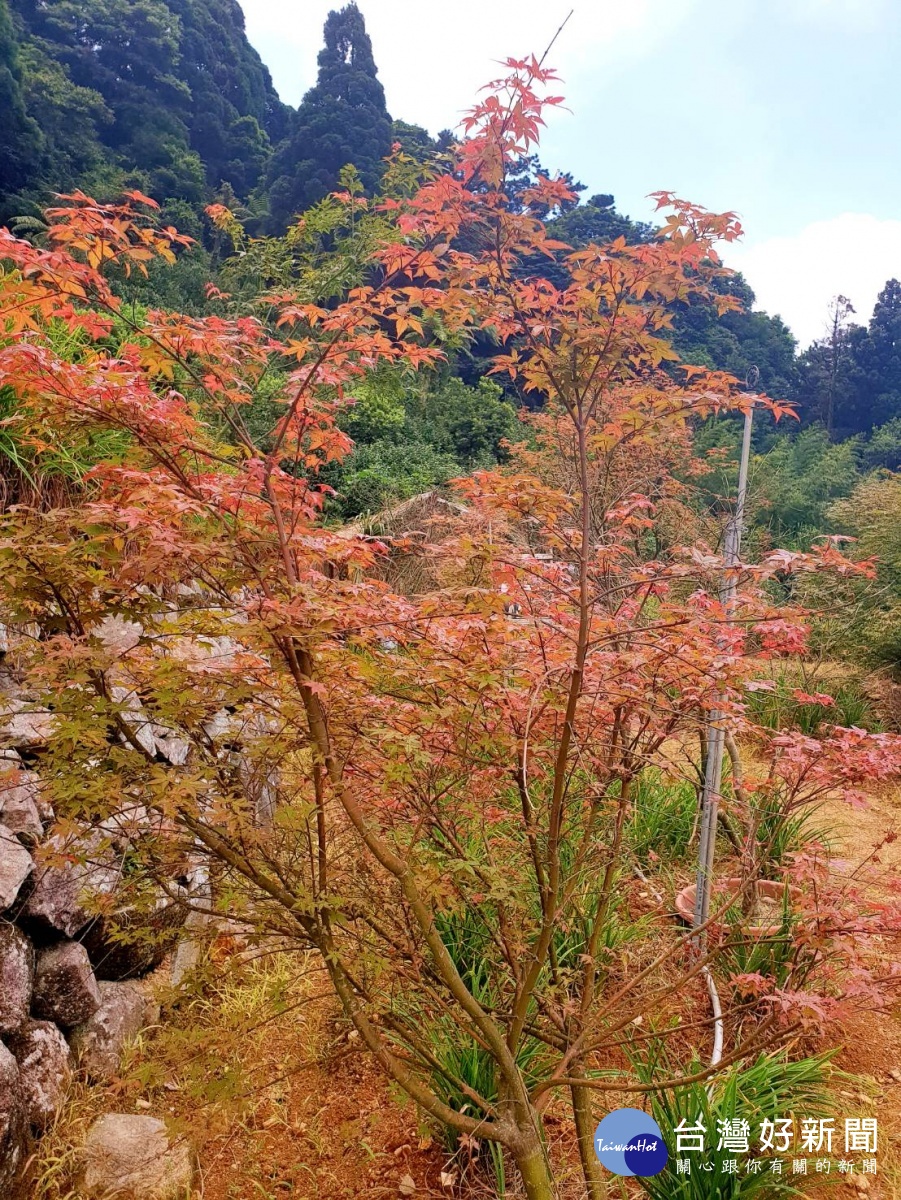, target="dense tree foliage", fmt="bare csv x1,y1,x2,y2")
672,272,799,401
390,118,452,164
0,0,41,200
1,0,284,218
164,0,288,193
797,279,901,438
547,195,799,400
548,190,652,245
853,278,901,432
327,370,519,517
2,0,901,548
11,0,204,204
